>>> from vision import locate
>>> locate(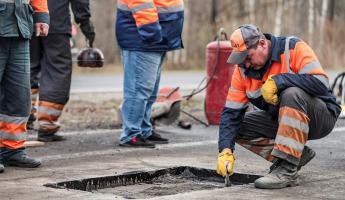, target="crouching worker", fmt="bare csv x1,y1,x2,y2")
216,24,340,189
0,0,49,173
